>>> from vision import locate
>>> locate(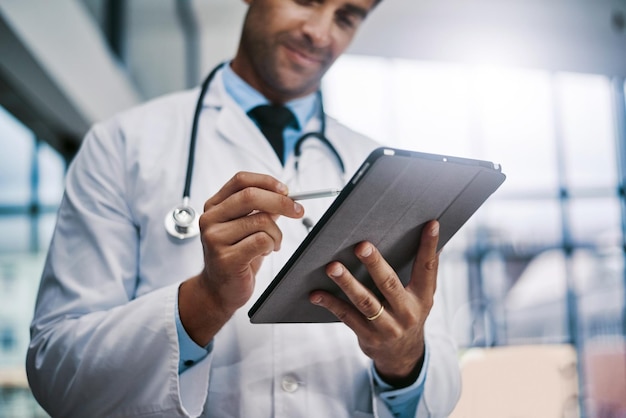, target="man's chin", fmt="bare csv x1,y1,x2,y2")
268,71,321,100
